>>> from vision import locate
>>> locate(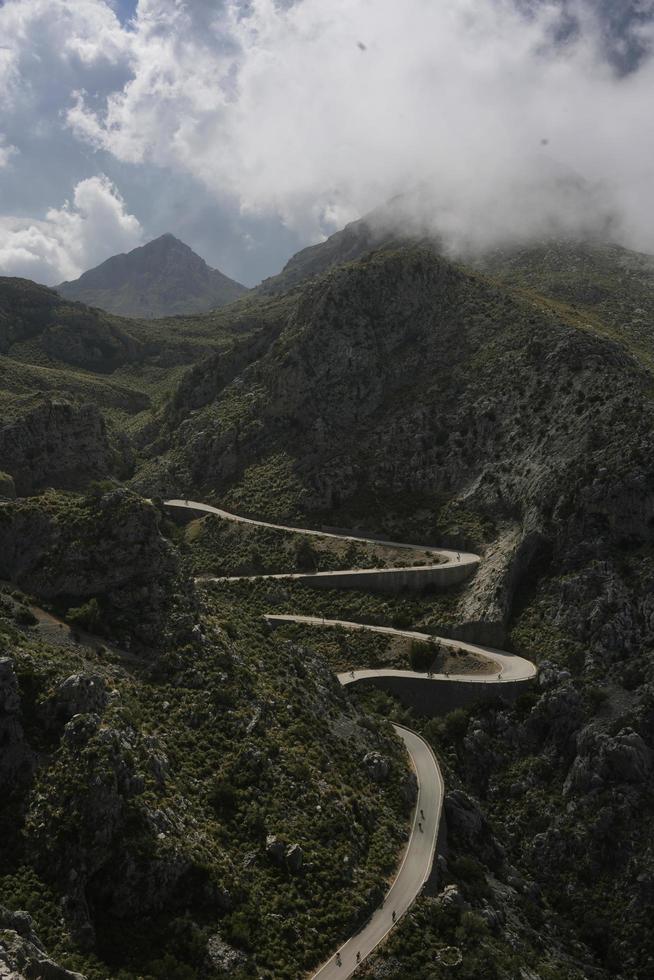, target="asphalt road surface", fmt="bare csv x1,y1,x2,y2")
165,498,480,571
310,724,442,980
266,614,537,684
